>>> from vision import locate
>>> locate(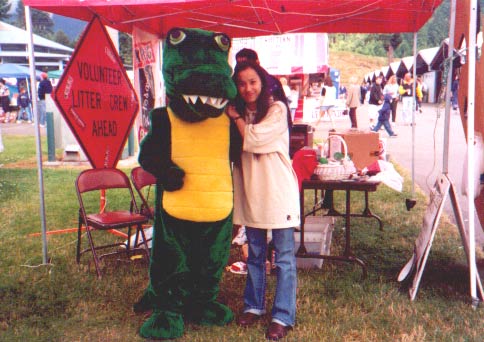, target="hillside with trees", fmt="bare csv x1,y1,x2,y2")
329,0,482,63
329,51,387,85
